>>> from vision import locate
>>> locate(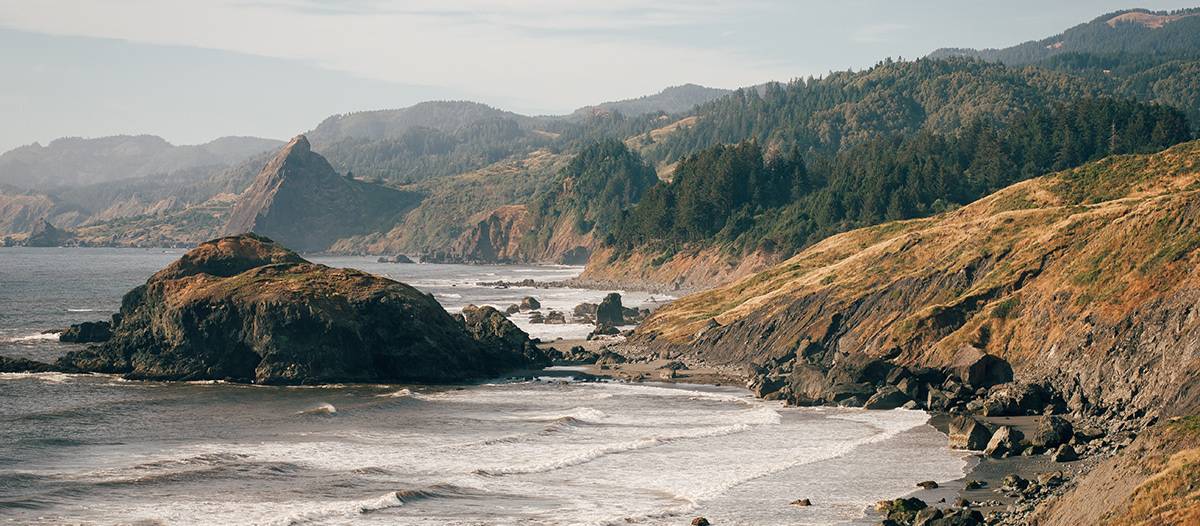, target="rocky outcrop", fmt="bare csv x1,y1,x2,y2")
596,293,625,326
56,234,545,384
22,218,73,247
59,321,112,343
224,135,420,252
448,205,532,263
